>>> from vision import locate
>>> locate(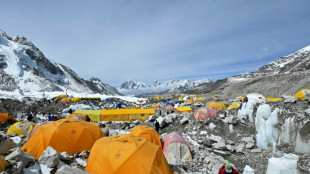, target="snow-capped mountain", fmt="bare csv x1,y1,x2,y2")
191,45,310,98
118,78,212,96
258,45,310,74
0,31,120,98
